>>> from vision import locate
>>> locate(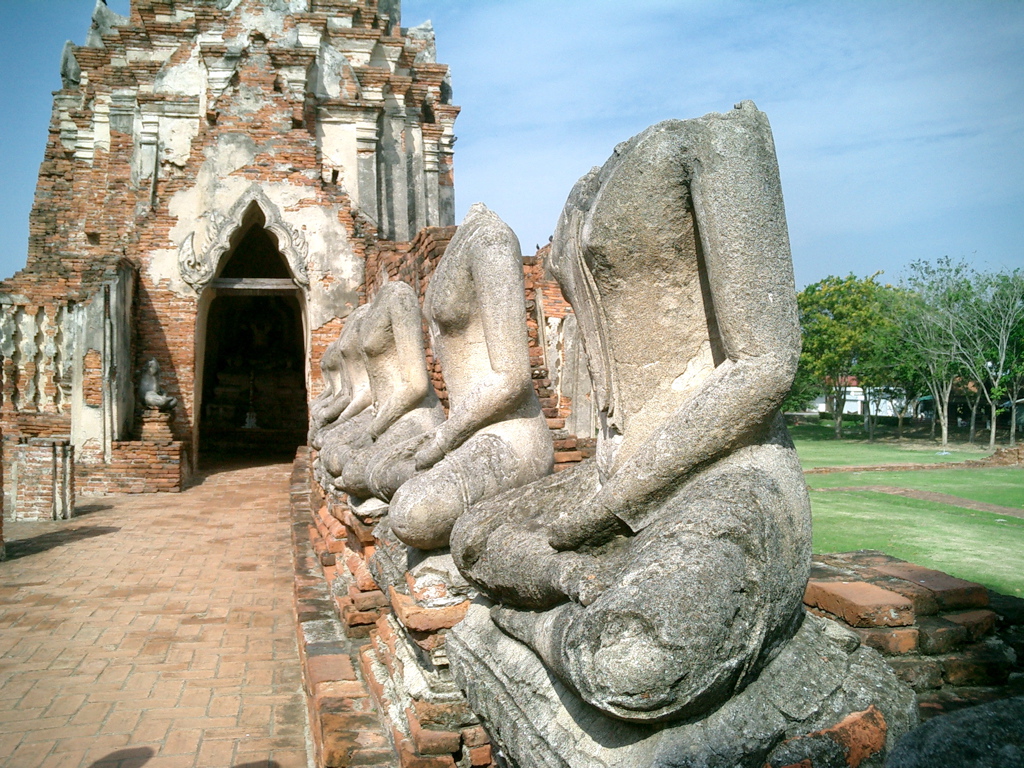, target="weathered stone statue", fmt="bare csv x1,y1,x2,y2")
447,104,915,766
309,335,348,448
138,359,177,412
335,280,446,501
316,304,374,476
387,203,554,551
